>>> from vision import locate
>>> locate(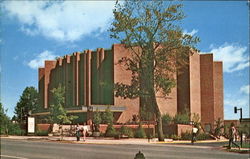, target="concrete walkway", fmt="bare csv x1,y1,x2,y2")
1,135,228,146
